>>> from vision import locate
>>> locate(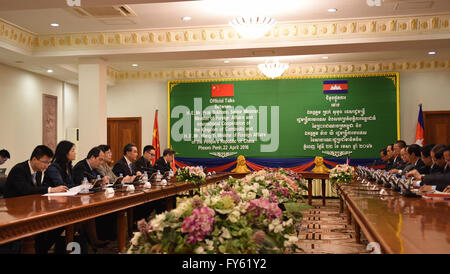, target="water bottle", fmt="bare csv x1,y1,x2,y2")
156,170,161,182
81,177,89,193
142,171,148,183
